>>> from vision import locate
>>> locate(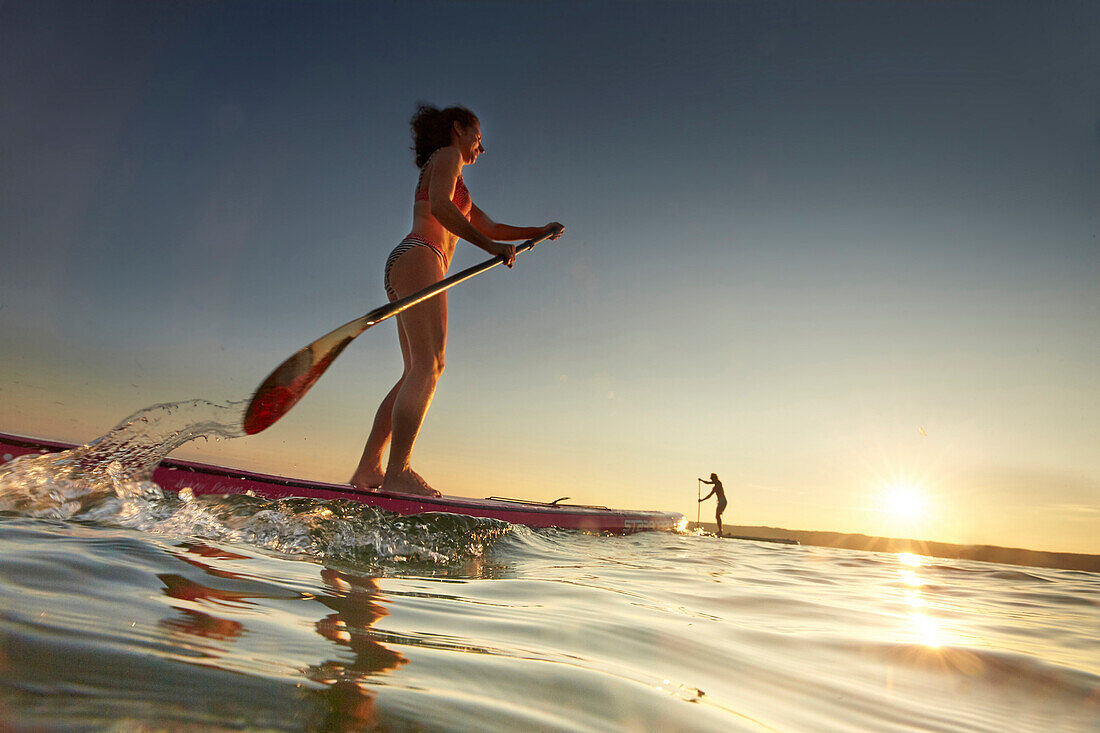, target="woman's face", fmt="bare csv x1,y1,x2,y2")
455,120,483,164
